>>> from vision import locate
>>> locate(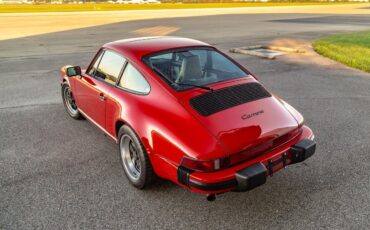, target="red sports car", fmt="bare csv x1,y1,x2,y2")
60,37,315,200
